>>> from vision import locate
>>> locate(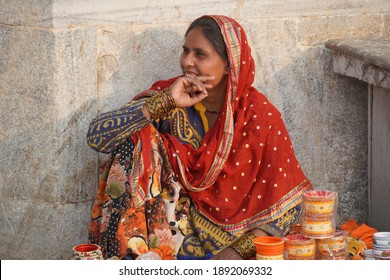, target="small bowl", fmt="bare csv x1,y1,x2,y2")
373,232,390,247
253,236,284,259
364,249,376,260
372,246,390,259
